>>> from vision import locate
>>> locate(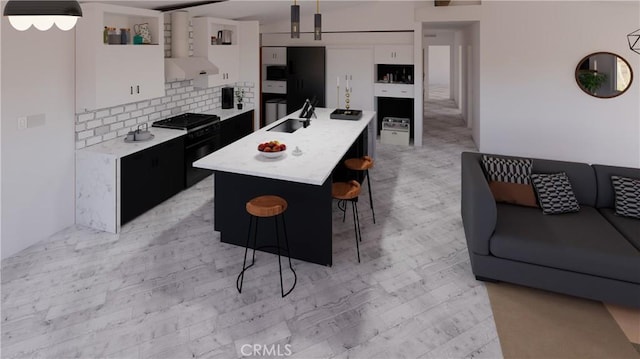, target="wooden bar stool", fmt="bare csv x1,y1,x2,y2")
332,180,363,263
237,195,297,297
344,155,376,223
